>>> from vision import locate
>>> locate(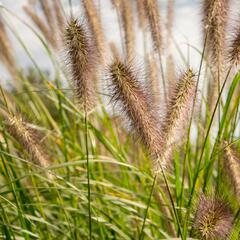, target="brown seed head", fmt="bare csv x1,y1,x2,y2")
136,0,147,30
203,0,230,68
166,0,175,45
223,141,240,201
121,0,135,61
6,115,50,168
228,22,240,66
109,59,164,171
144,0,162,53
193,195,233,240
162,69,196,146
65,18,96,110
0,16,18,80
82,0,105,63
